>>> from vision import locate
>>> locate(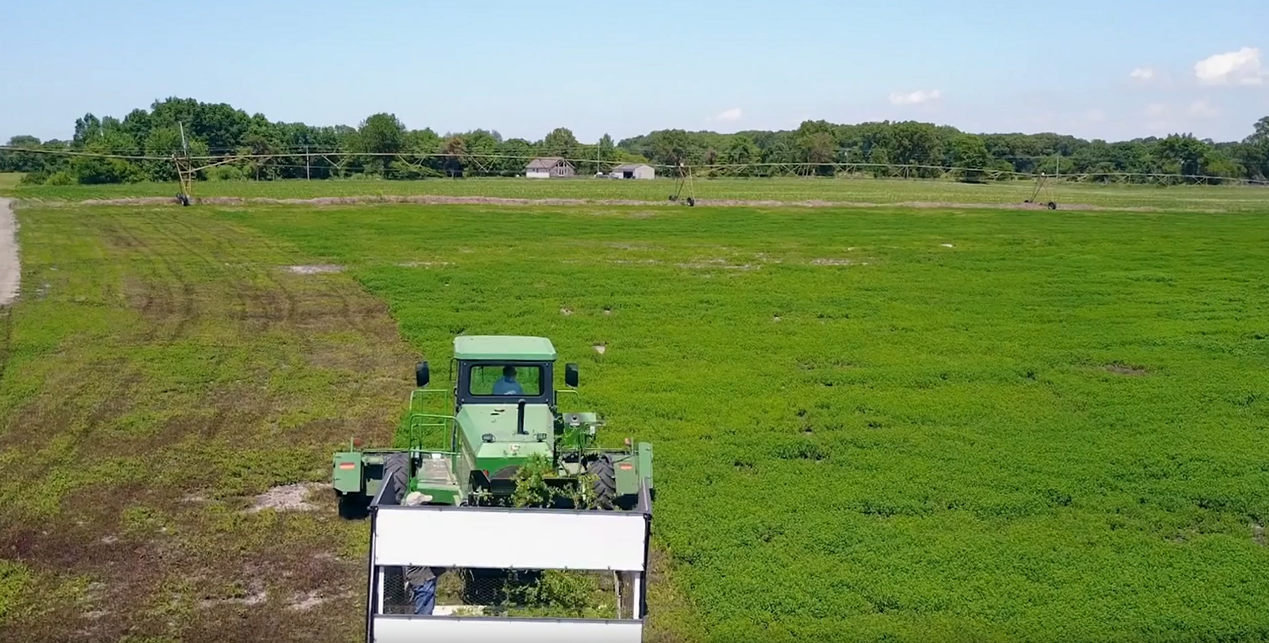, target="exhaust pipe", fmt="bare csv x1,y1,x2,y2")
516,399,526,434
